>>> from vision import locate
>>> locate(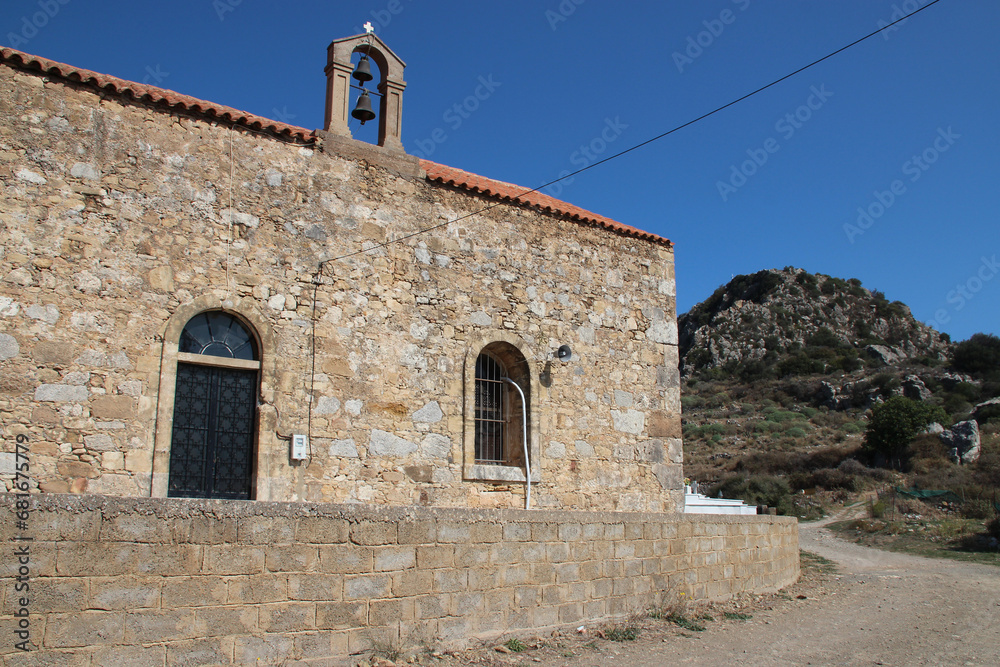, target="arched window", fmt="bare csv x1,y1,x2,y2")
474,343,529,467
168,311,260,500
